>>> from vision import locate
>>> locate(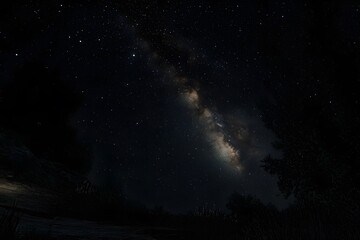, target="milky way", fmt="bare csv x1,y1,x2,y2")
181,87,242,171
135,37,244,172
